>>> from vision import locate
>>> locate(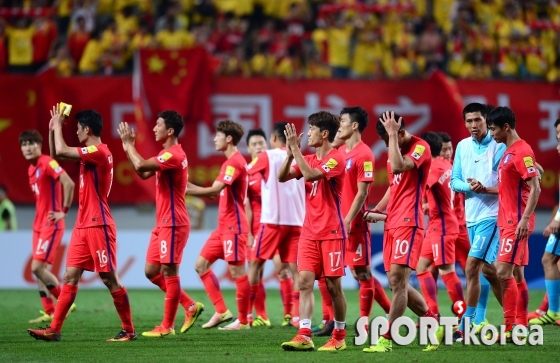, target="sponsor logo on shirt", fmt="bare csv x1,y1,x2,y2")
81,145,98,154
364,161,373,172
49,160,62,173
224,165,235,181
322,158,338,172
157,152,173,163
411,145,425,160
